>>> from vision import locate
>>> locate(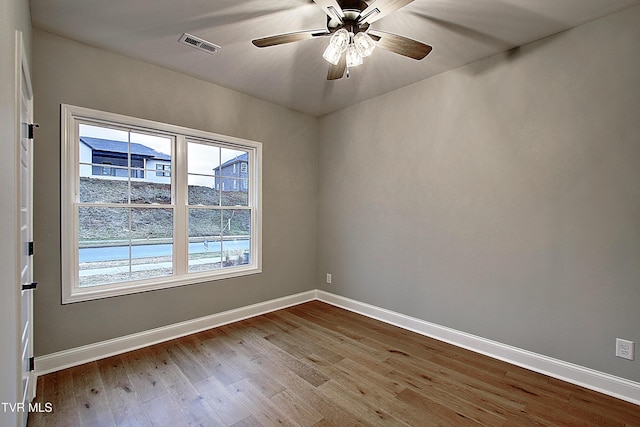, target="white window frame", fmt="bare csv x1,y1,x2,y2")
61,104,262,303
